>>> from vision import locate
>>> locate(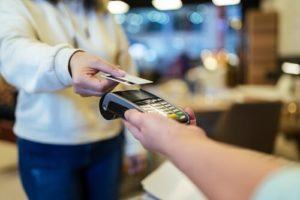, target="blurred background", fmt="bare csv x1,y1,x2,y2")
2,0,300,199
